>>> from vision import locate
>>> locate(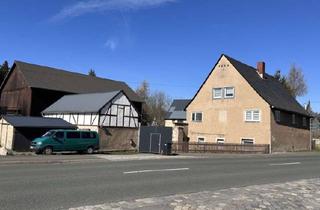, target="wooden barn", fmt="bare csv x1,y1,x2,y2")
42,91,140,151
0,60,143,117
